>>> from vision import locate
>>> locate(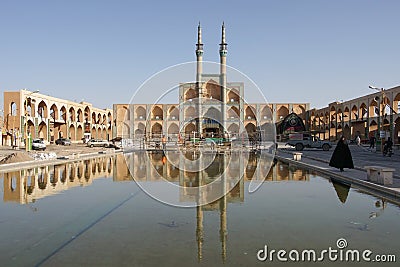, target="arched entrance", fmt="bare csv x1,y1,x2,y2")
91,127,97,139
184,123,196,138
277,106,289,121
227,123,239,136
203,107,222,138
69,107,76,121
135,123,145,137
101,129,107,139
245,106,256,120
27,120,35,139
245,123,256,140
168,106,179,120
152,106,163,120
120,123,130,138
77,126,83,141
151,123,162,138
38,122,47,140
227,106,240,119
168,123,179,138
204,80,221,100
37,101,48,118
69,125,76,141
